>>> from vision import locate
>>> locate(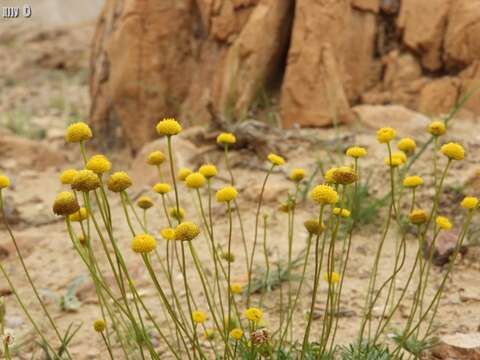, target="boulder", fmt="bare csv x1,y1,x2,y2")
418,77,460,116
426,333,480,360
351,0,379,13
459,61,480,115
